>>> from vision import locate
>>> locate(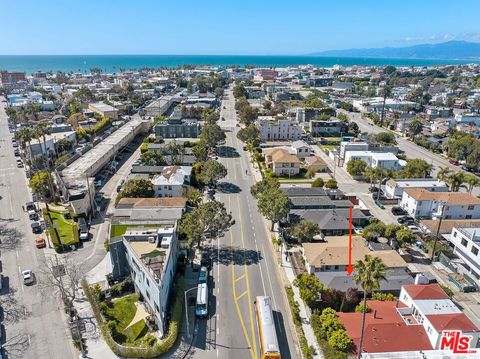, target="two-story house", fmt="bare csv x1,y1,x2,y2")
264,148,301,176
151,166,192,197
